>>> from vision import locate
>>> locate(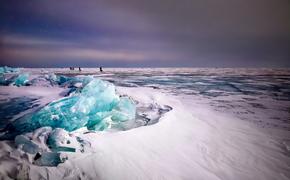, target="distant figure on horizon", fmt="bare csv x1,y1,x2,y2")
79,67,82,71
100,66,103,72
69,67,74,70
